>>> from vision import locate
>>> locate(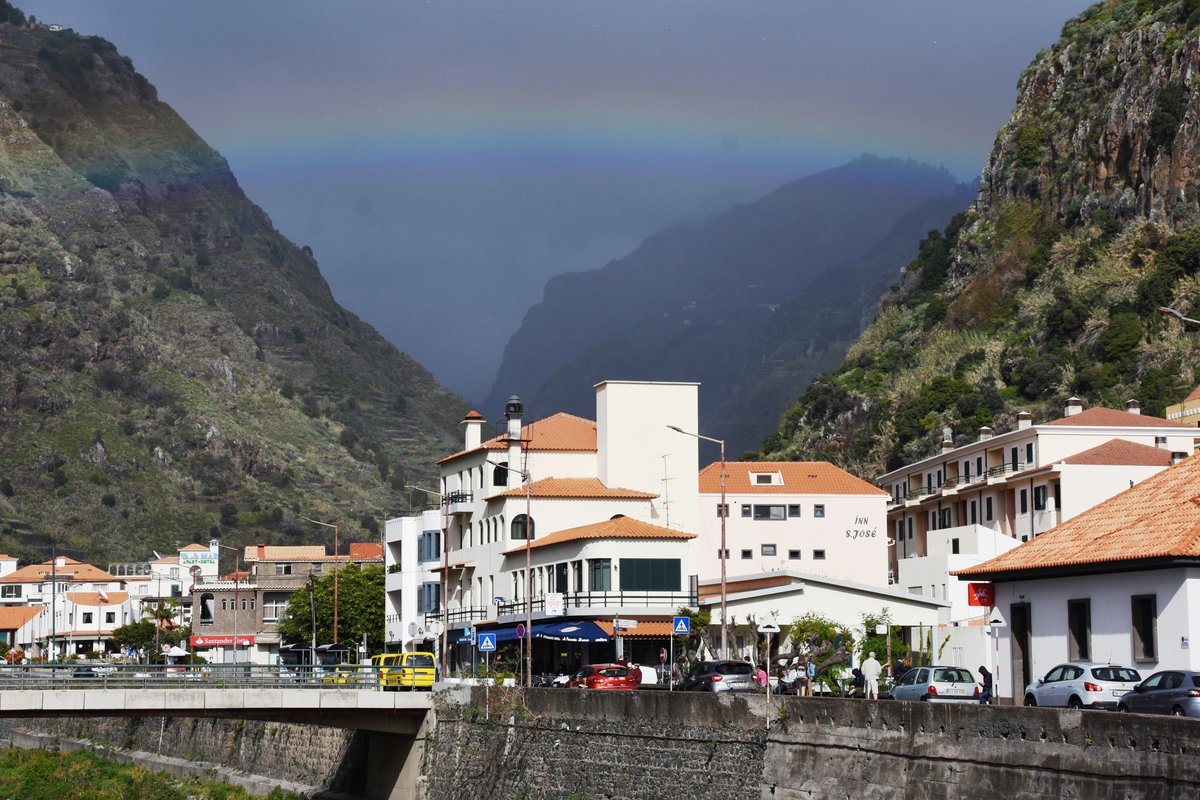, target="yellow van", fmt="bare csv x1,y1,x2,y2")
370,653,402,688
385,651,436,691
